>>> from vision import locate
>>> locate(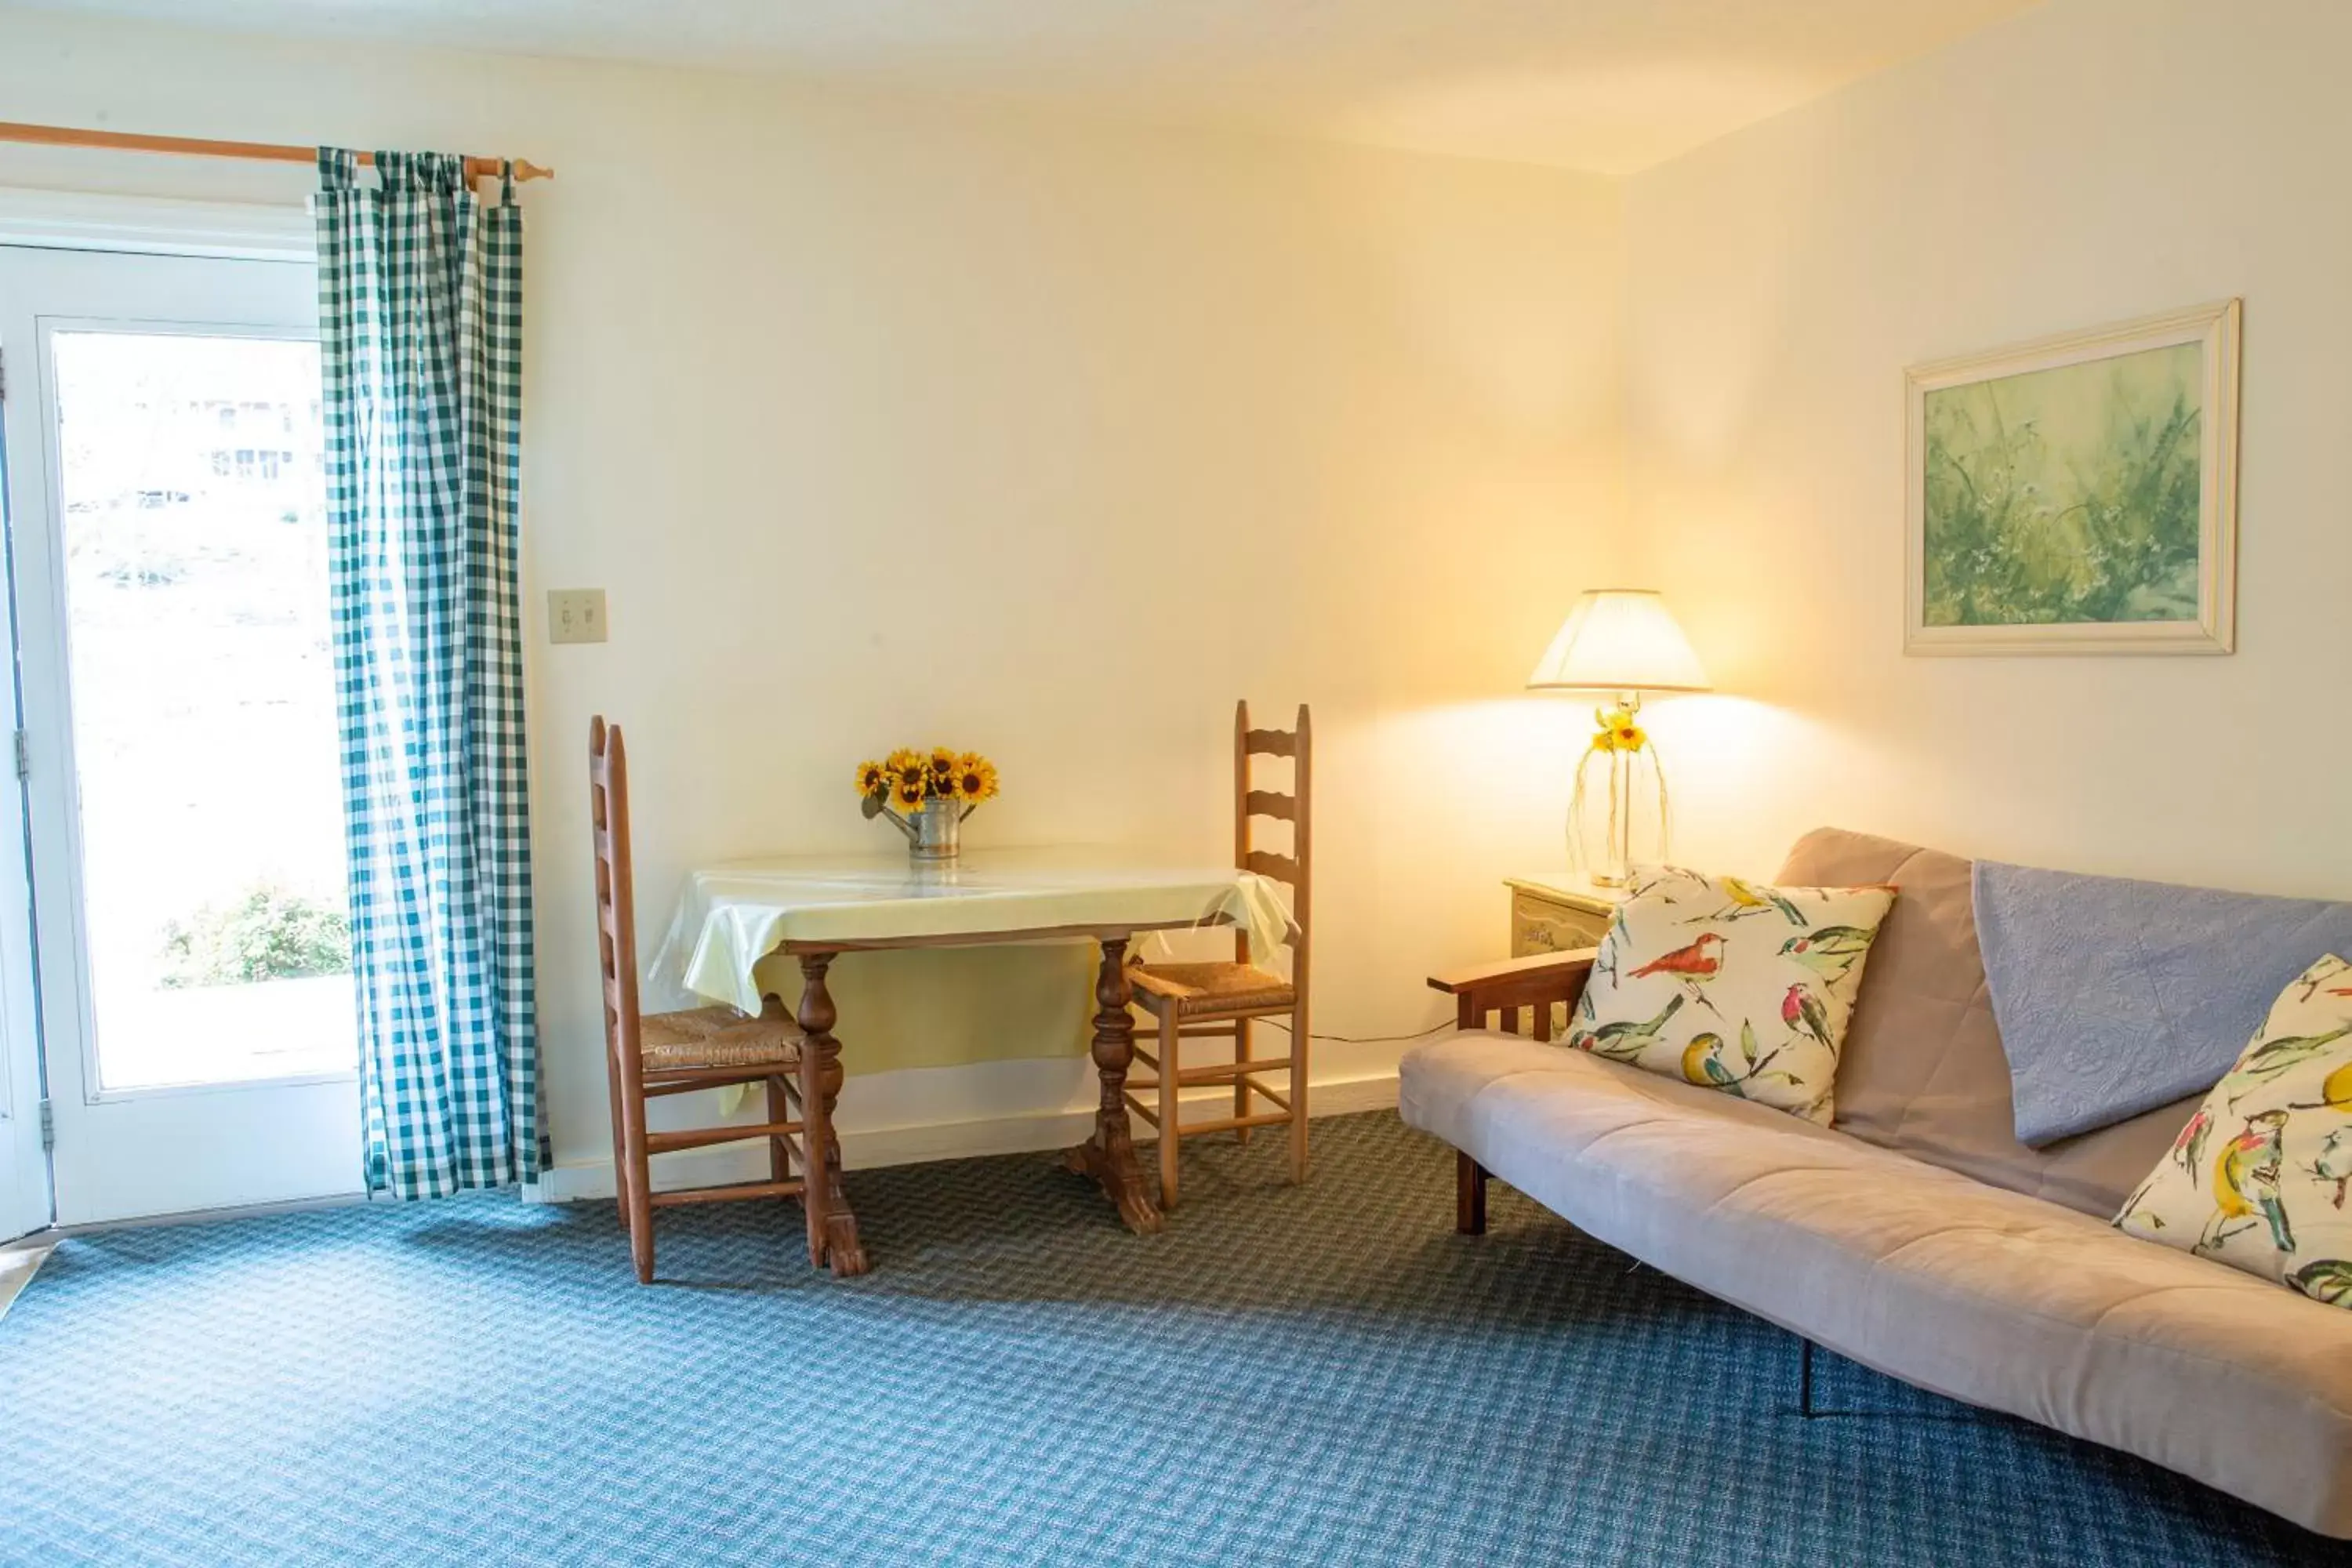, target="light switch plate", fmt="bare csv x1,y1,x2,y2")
547,588,607,644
